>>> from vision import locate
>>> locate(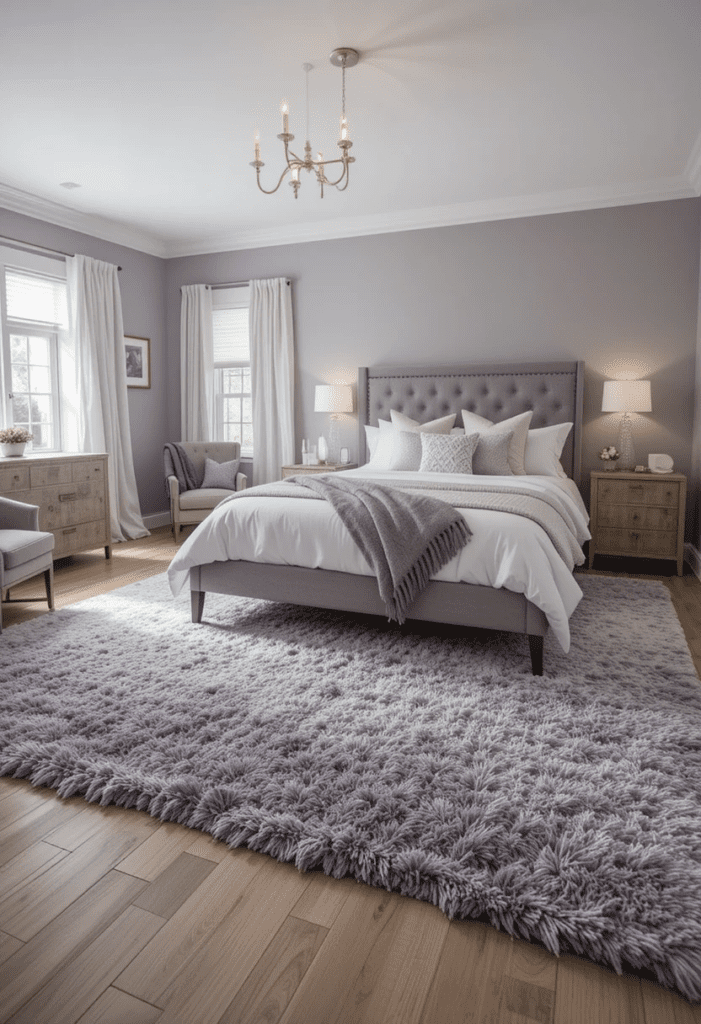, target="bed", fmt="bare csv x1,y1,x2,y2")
168,360,588,675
